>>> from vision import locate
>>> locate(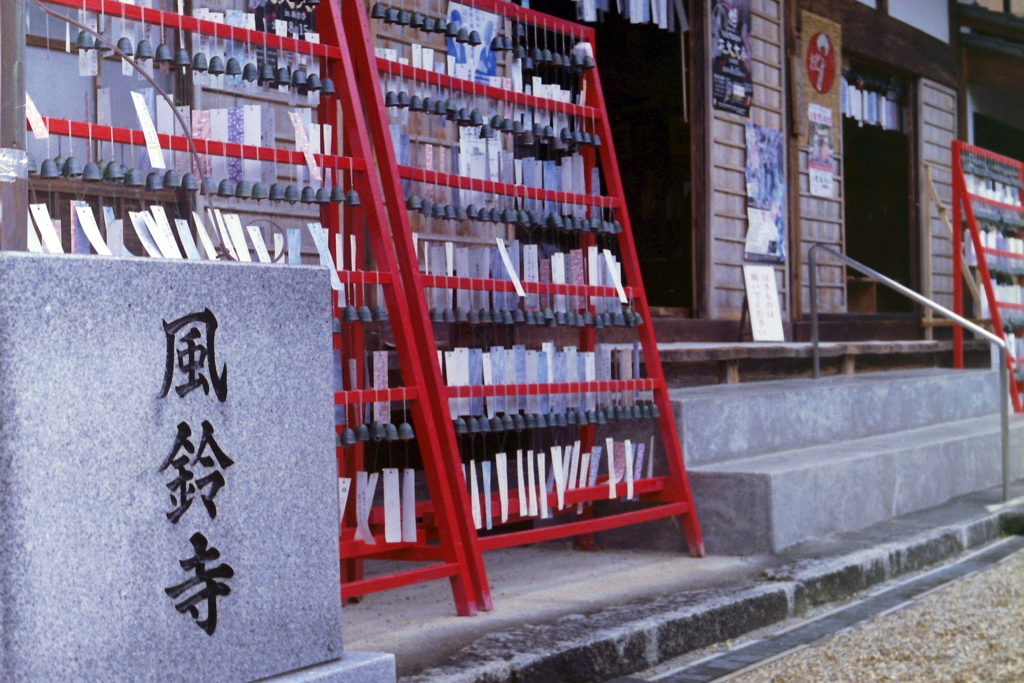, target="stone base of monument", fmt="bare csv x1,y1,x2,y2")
0,253,395,683
257,652,395,682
